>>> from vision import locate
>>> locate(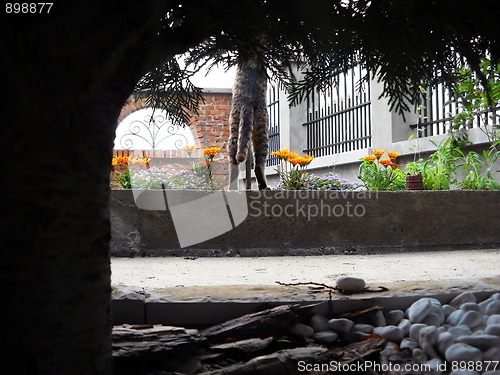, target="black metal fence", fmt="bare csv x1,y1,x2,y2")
303,66,372,157
411,84,500,137
266,82,281,166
